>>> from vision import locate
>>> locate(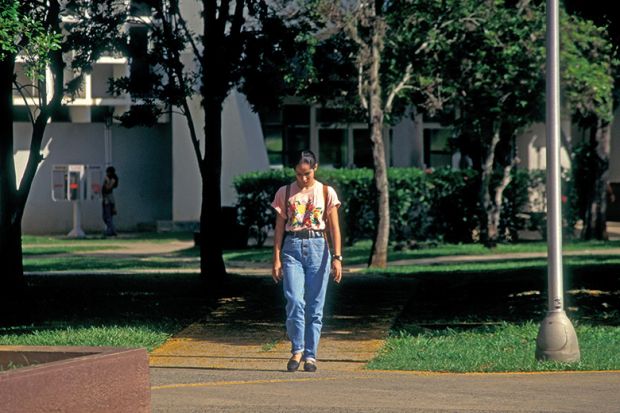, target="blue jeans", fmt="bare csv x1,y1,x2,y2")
102,202,116,235
281,236,331,360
